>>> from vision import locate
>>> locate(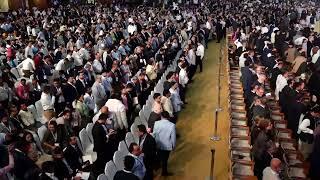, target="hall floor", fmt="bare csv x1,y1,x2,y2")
154,40,230,180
